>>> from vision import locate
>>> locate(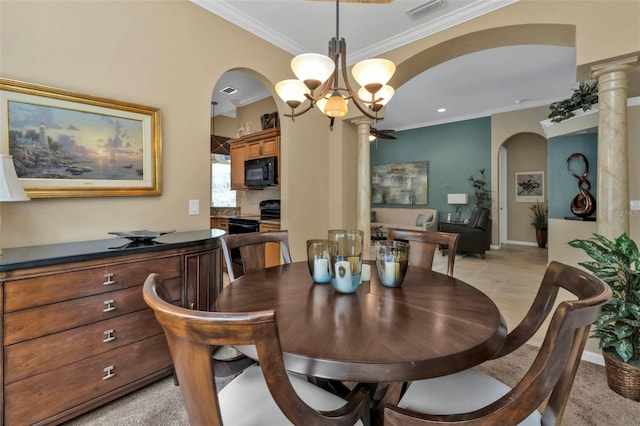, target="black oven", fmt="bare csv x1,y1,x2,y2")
227,217,260,278
228,217,260,235
226,200,280,278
